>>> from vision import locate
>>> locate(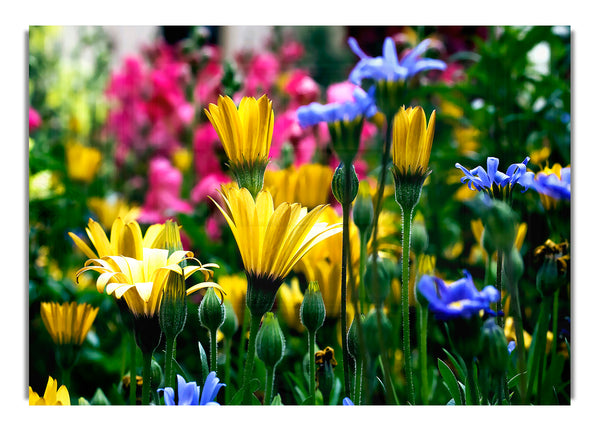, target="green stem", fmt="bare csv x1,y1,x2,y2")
358,232,368,315
496,250,504,328
417,301,429,404
508,280,527,403
551,289,559,358
465,359,480,405
129,333,137,405
401,206,416,405
224,338,232,404
308,330,316,405
528,296,552,403
210,328,218,374
164,336,176,390
141,352,152,405
340,165,351,398
264,366,275,405
353,358,363,405
241,313,262,404
236,306,249,387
